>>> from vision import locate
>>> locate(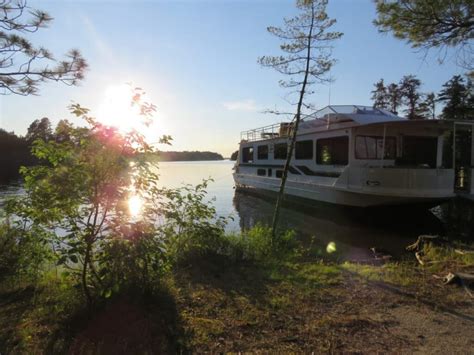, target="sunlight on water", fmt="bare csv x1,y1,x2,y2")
128,195,143,217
